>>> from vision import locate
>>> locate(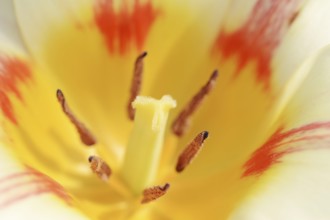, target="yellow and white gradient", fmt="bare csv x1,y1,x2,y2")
0,0,330,219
